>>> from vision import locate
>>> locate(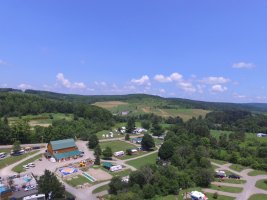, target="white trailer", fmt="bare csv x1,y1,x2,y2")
110,165,122,172
114,151,124,157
